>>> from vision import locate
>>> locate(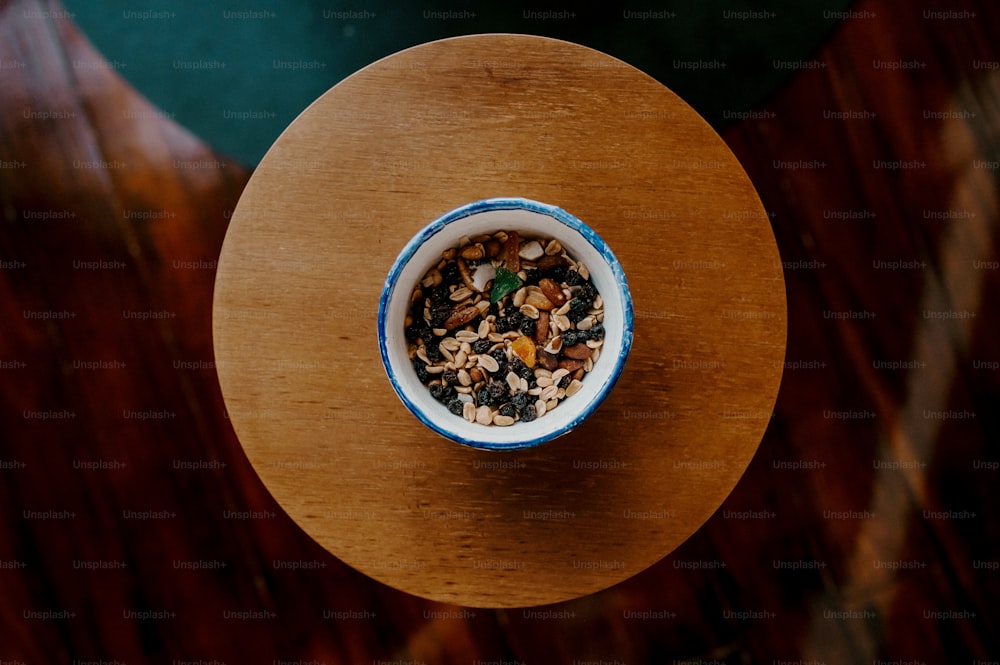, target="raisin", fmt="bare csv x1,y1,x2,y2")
428,284,451,307
544,266,567,283
511,392,531,412
424,342,441,363
518,363,534,382
487,380,508,405
430,305,451,328
507,357,533,382
567,298,590,323
472,339,492,354
563,269,585,287
413,359,430,384
440,262,460,284
520,404,537,423
499,403,516,418
518,318,536,336
447,398,464,416
442,370,458,385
